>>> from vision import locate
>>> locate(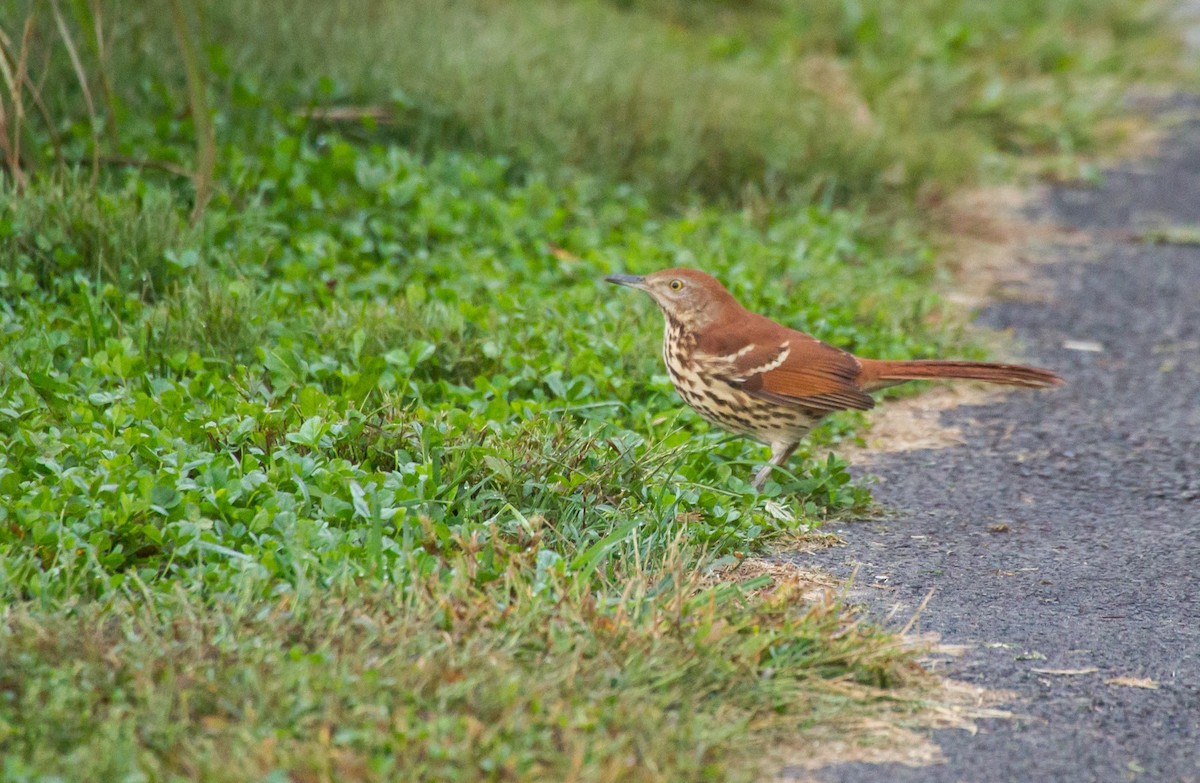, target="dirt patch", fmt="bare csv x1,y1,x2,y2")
932,179,1155,311
771,672,1015,781
841,385,1008,464
706,555,840,602
933,185,1083,310
841,184,1090,462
